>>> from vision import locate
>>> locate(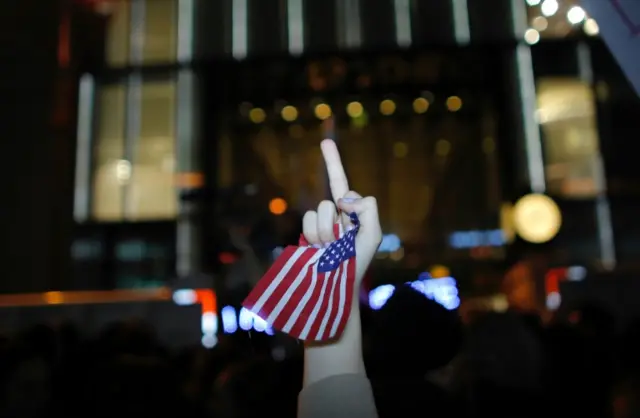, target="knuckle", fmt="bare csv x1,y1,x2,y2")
303,210,317,222
363,196,378,208
317,200,335,212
